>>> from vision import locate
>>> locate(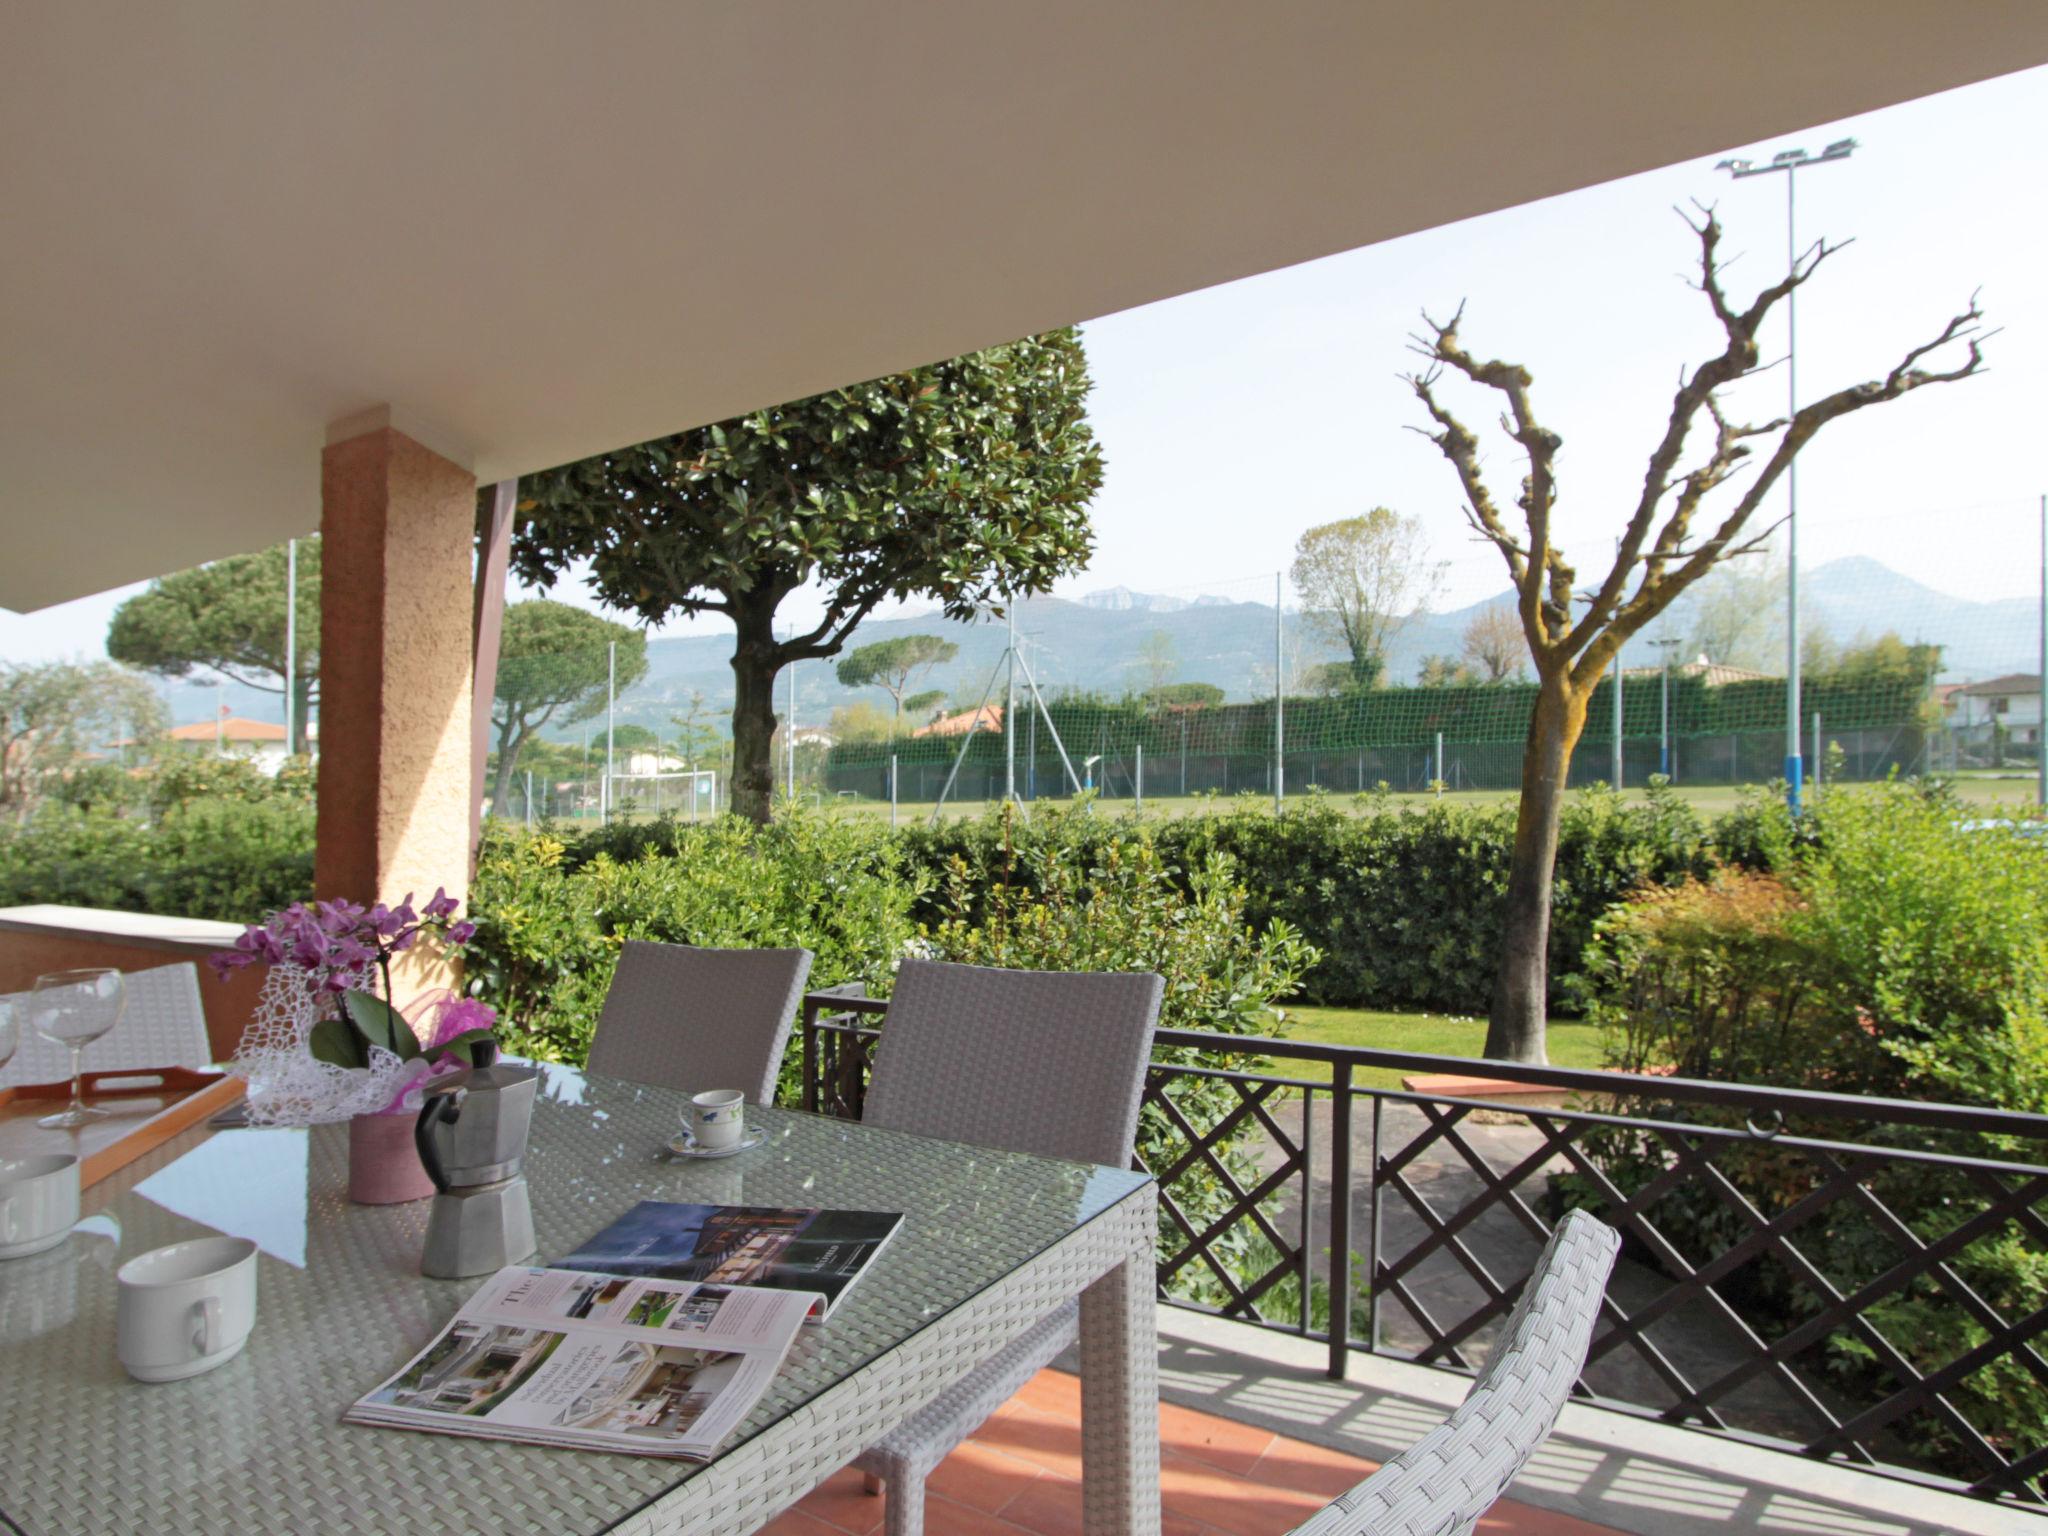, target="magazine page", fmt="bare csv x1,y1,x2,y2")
466,1264,818,1351
345,1266,820,1458
558,1201,904,1319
